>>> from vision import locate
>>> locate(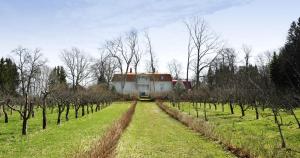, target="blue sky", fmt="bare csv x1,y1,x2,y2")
0,0,300,74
